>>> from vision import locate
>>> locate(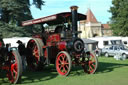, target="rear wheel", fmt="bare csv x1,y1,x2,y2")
56,51,72,76
82,52,98,74
26,38,44,70
7,50,22,84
